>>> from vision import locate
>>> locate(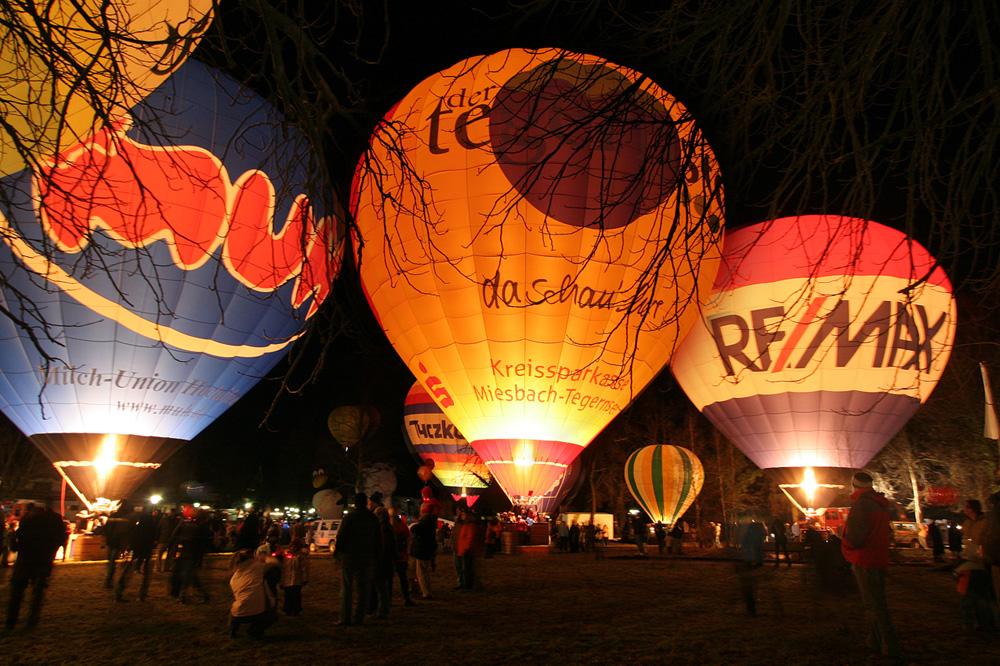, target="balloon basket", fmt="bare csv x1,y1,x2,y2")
501,531,520,555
